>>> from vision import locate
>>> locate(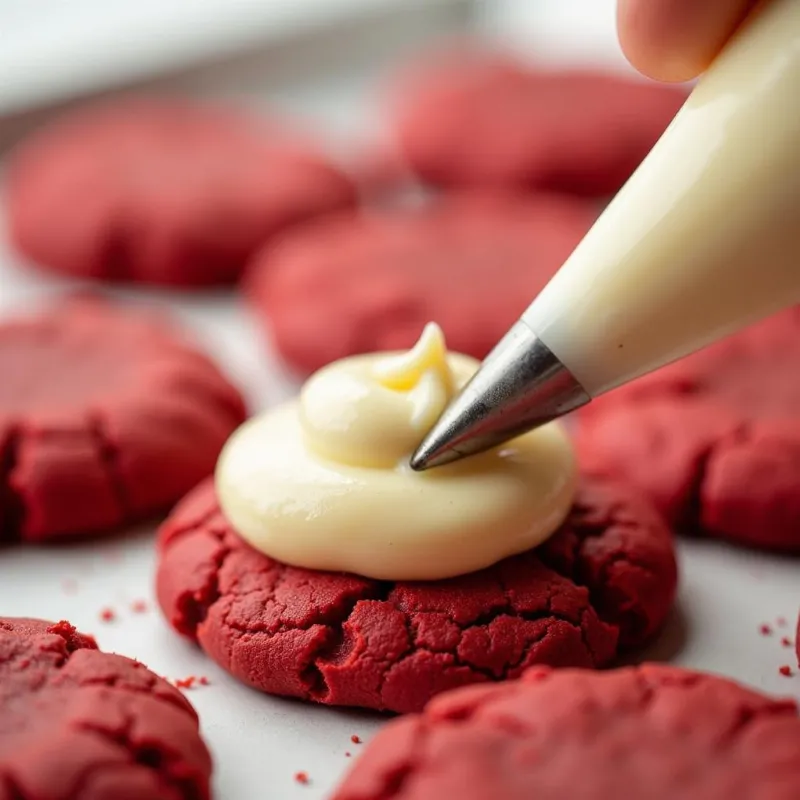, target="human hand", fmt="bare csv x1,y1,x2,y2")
617,0,759,82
